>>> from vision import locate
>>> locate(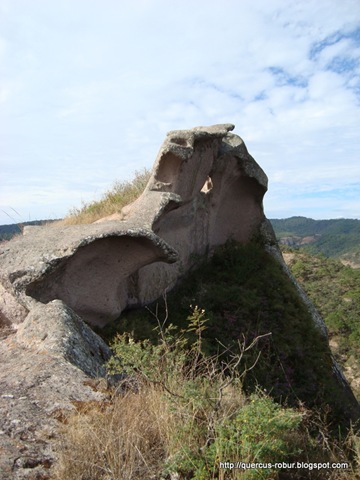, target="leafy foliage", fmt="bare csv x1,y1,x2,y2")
216,394,303,479
107,306,304,480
